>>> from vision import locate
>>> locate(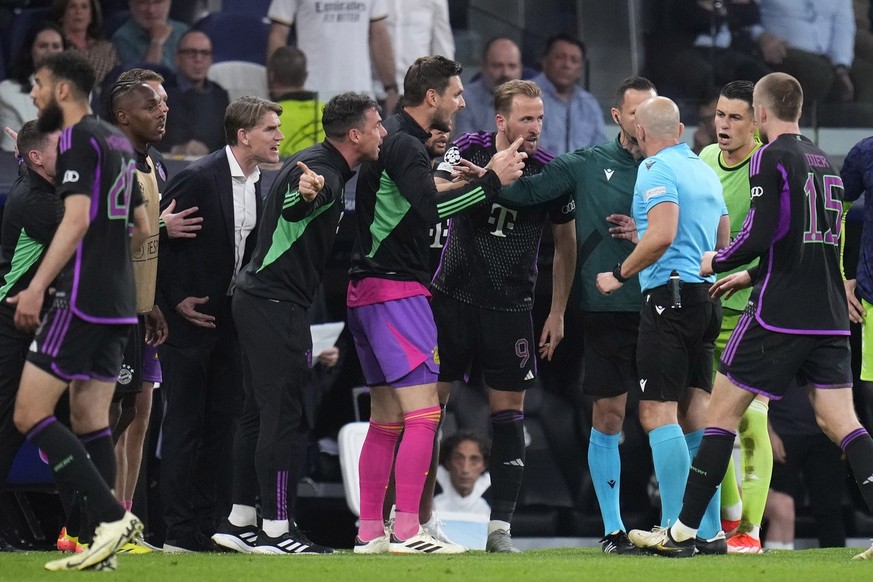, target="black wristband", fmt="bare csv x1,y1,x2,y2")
613,262,629,283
